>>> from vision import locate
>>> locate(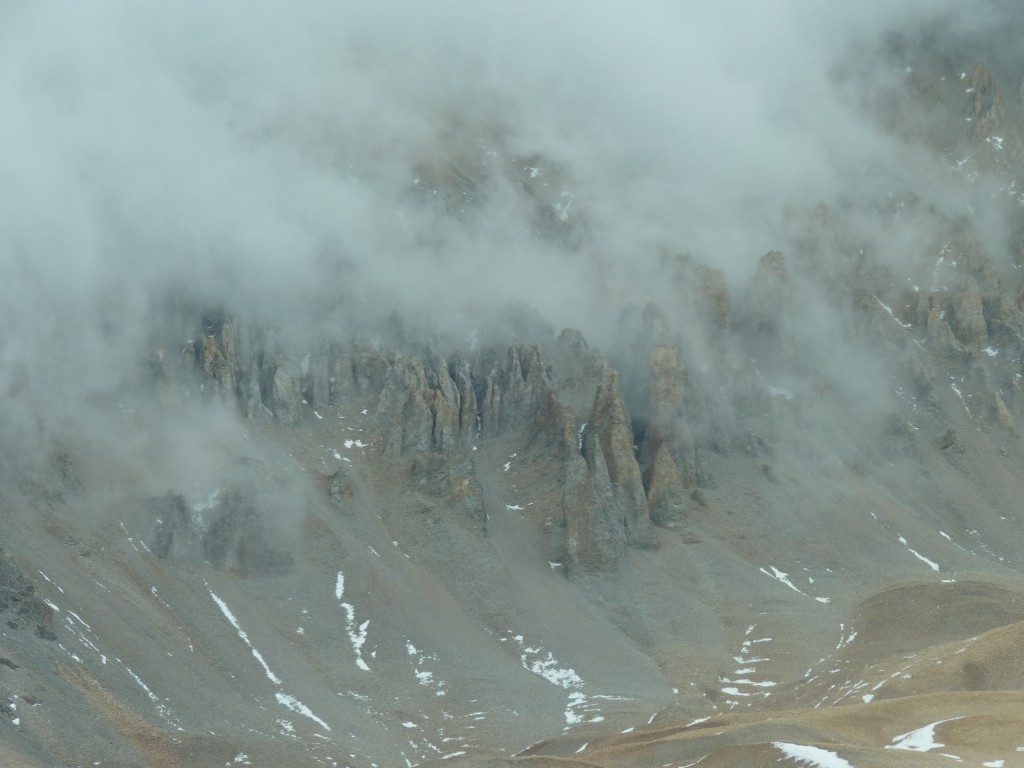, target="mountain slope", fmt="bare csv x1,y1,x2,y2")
5,3,1024,767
